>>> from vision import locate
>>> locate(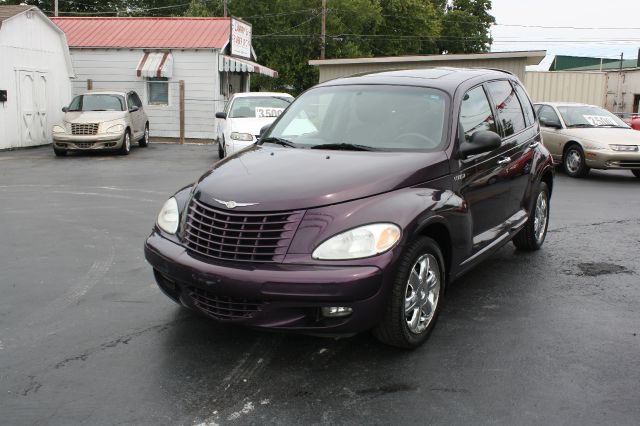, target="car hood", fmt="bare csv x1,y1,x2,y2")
230,117,279,137
193,145,450,211
561,127,640,145
64,111,127,123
